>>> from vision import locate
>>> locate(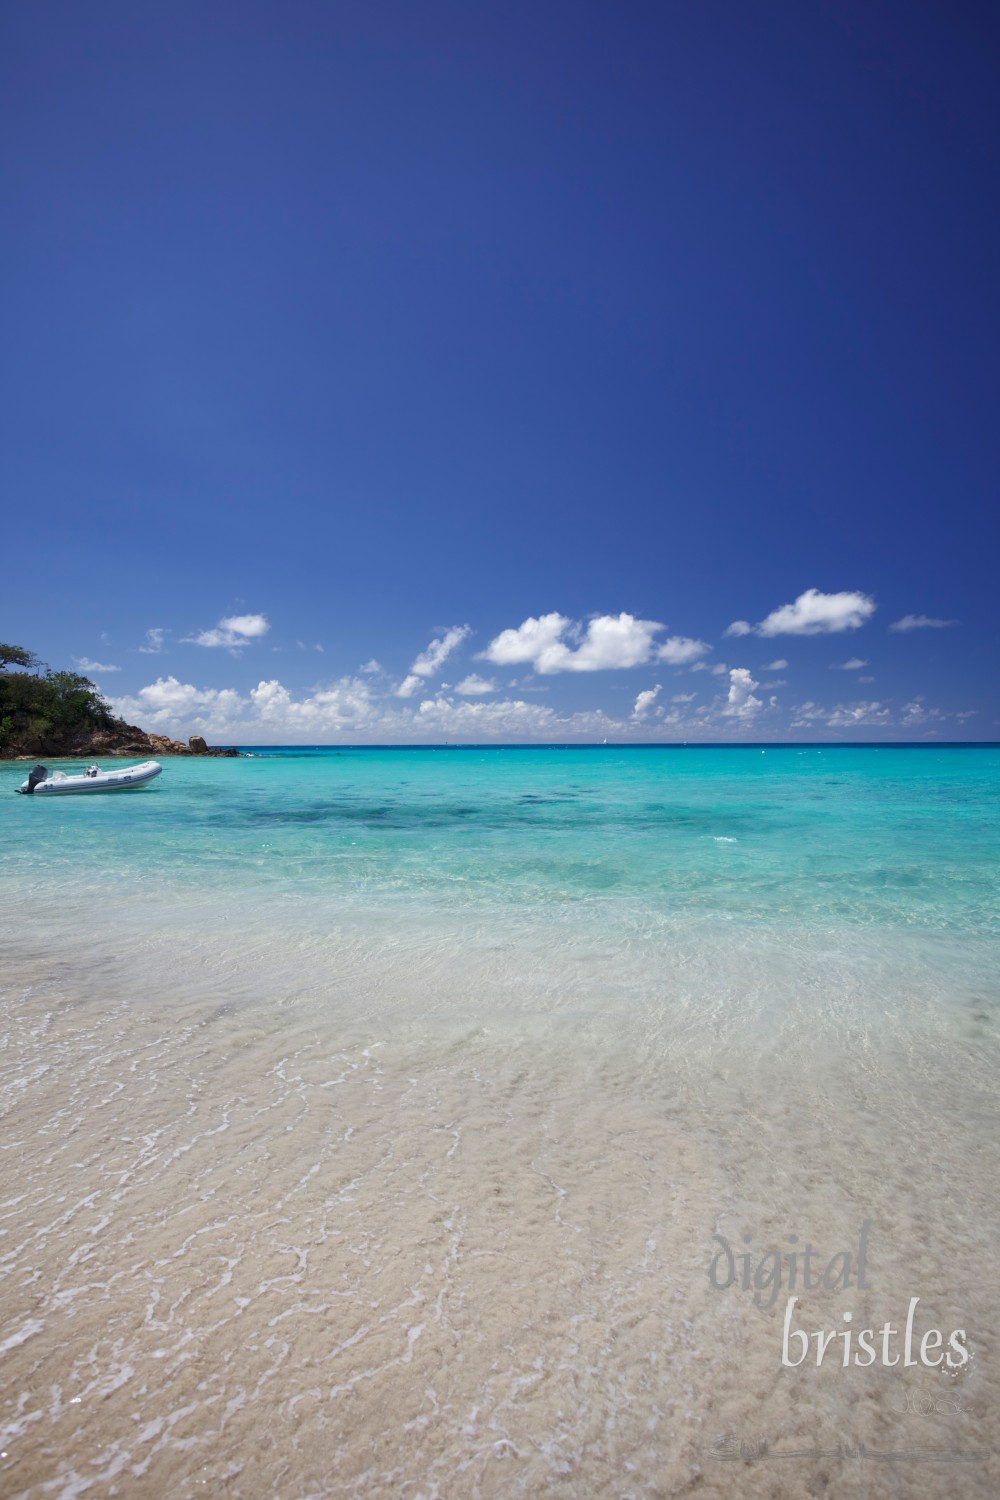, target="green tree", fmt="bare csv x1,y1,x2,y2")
0,643,40,670
0,644,114,751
